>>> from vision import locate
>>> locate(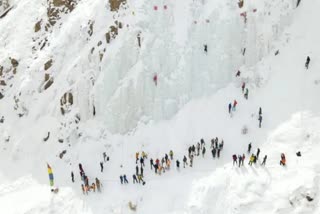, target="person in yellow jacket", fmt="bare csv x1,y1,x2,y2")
169,150,174,160
249,154,254,166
